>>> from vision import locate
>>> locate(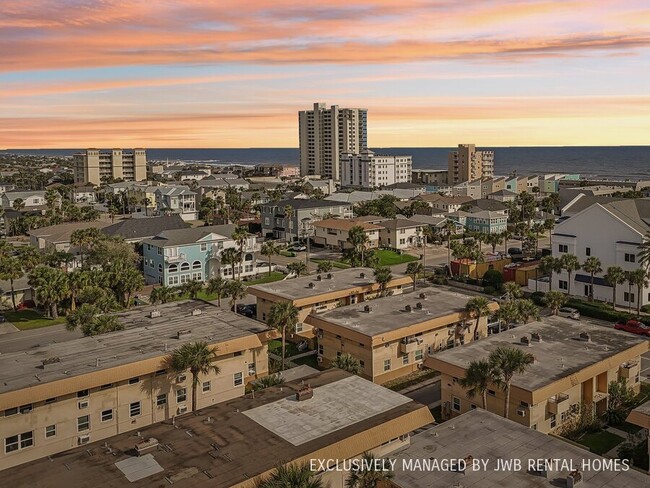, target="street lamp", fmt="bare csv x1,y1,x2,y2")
301,217,313,274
